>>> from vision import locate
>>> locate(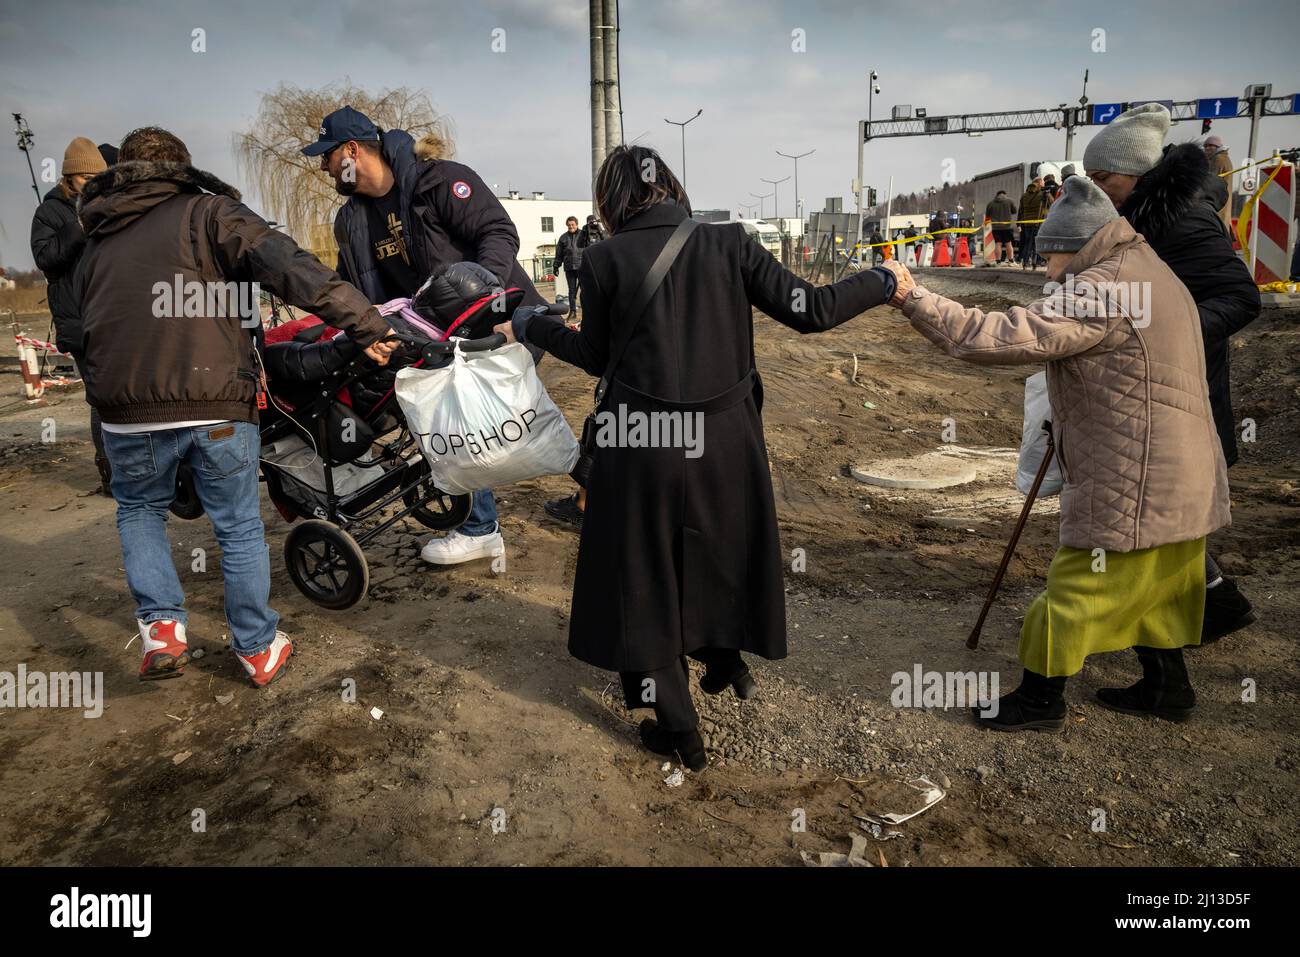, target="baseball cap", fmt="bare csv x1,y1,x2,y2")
301,105,380,157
